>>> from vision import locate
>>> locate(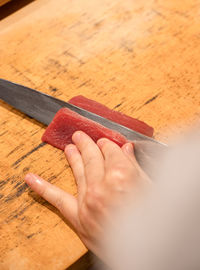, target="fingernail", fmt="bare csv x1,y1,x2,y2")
25,173,42,186
72,131,82,142
65,144,76,156
124,143,133,154
97,138,108,147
